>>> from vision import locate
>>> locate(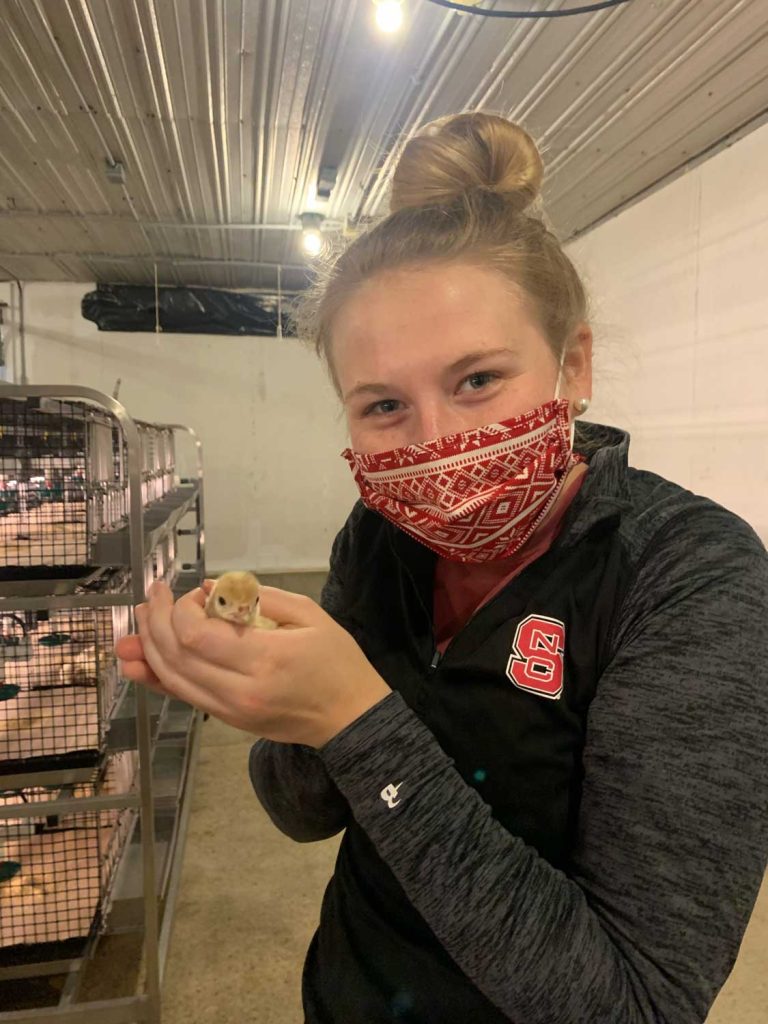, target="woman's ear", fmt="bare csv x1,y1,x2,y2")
566,323,593,400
